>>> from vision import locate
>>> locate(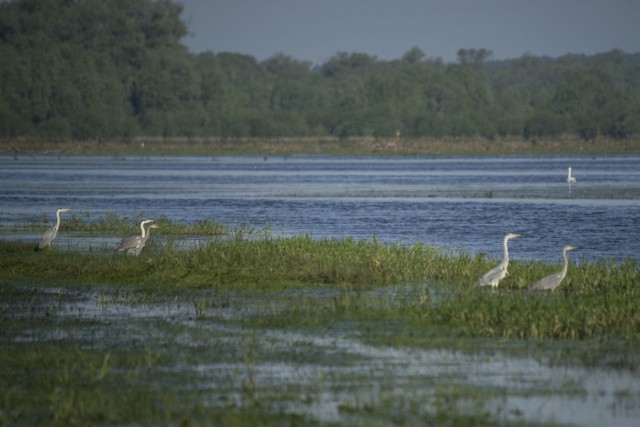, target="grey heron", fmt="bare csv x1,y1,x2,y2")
529,245,577,291
567,167,576,183
129,223,158,256
476,233,522,288
37,208,71,250
116,219,154,255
